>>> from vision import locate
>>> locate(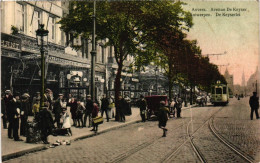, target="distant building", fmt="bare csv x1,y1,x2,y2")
224,68,234,93
247,66,259,96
